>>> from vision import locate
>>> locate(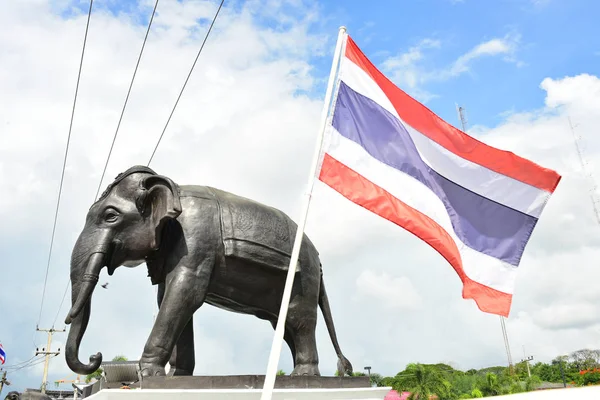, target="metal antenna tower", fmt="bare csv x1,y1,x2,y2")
500,315,514,374
568,116,600,225
456,103,468,132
